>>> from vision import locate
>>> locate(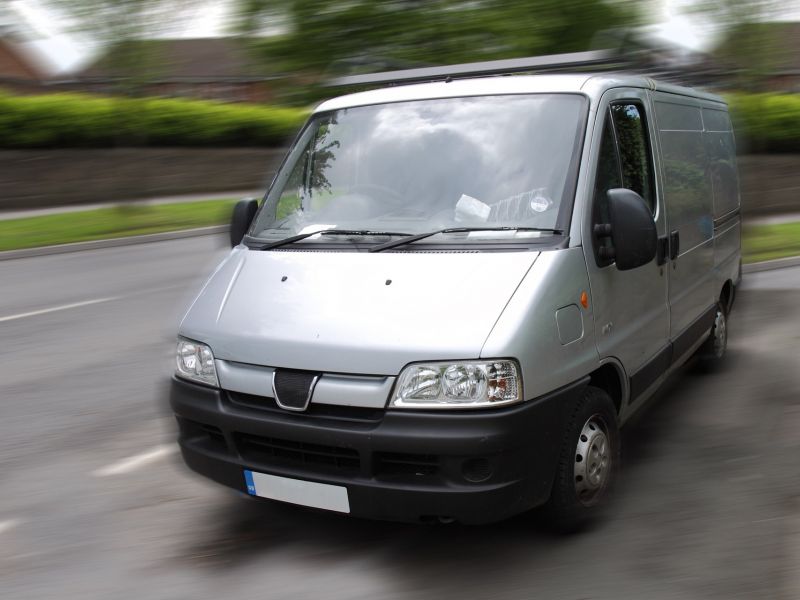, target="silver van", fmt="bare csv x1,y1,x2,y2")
169,63,741,529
